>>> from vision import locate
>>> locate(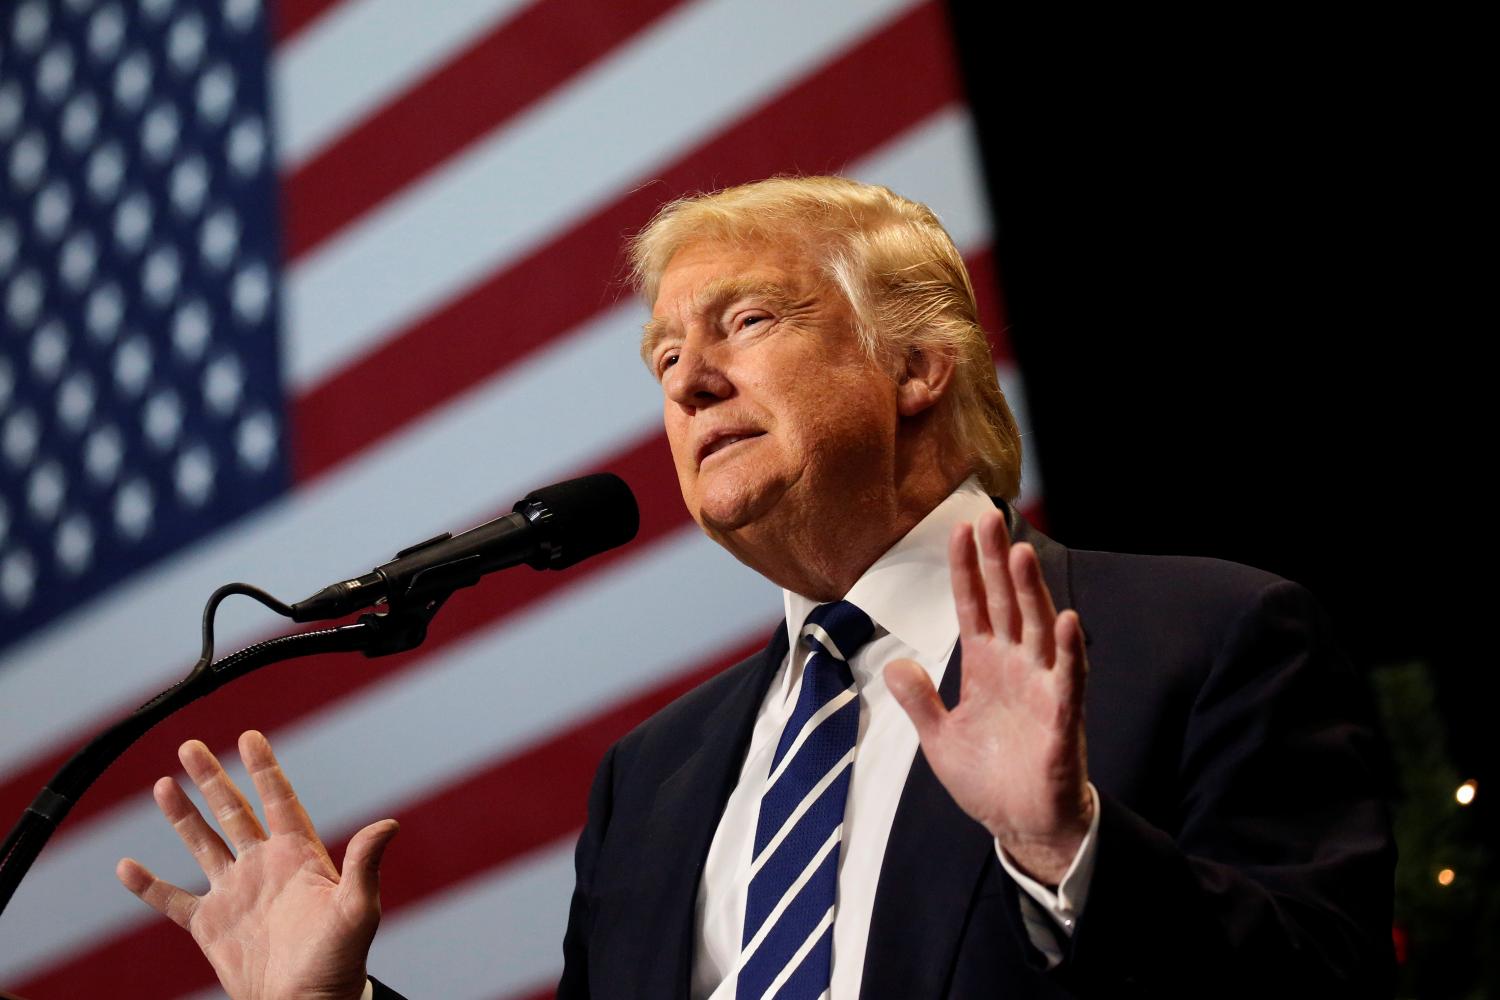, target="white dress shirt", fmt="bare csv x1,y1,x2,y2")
690,479,1100,999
